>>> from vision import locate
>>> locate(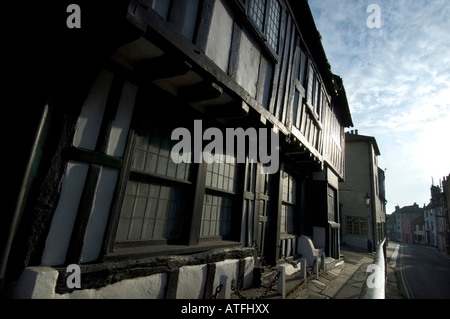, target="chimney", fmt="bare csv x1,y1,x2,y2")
355,129,358,135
